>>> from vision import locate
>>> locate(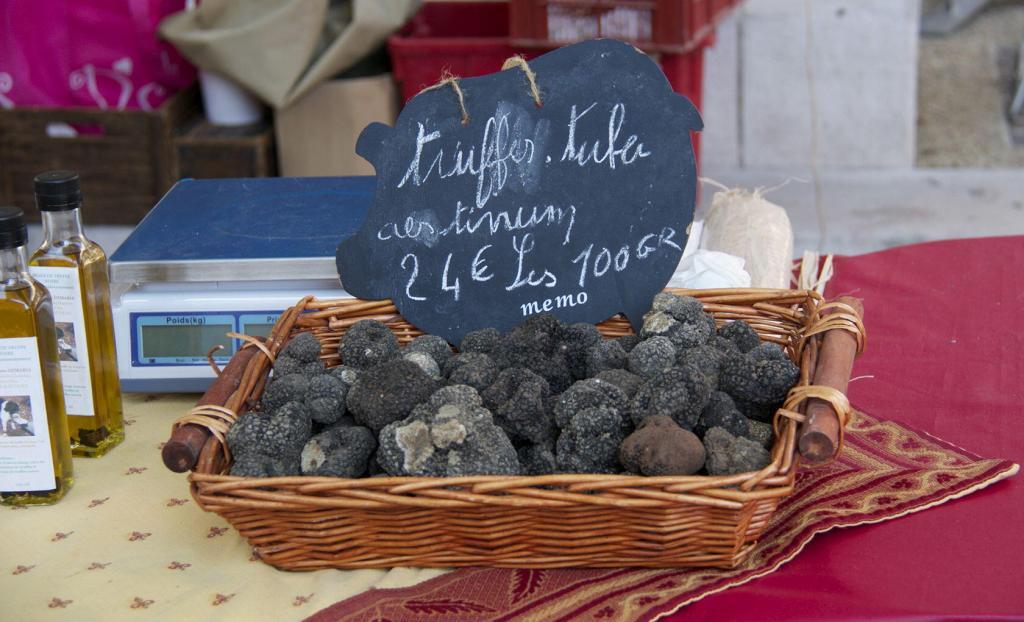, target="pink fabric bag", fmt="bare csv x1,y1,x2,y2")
0,0,195,110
